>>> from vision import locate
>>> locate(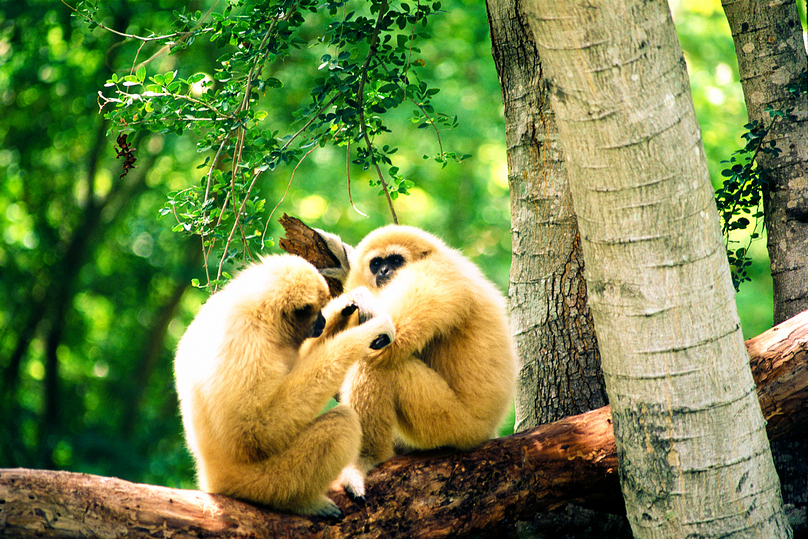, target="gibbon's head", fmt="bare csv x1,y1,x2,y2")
348,225,442,290
229,254,329,346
